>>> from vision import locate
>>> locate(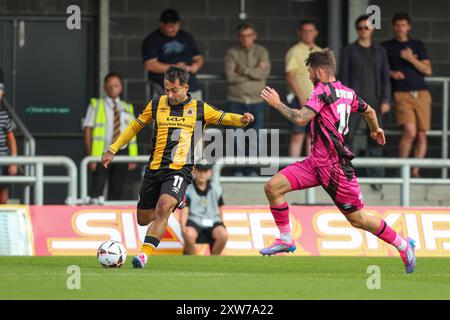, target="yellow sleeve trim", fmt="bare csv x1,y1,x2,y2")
219,113,245,127
108,120,144,153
